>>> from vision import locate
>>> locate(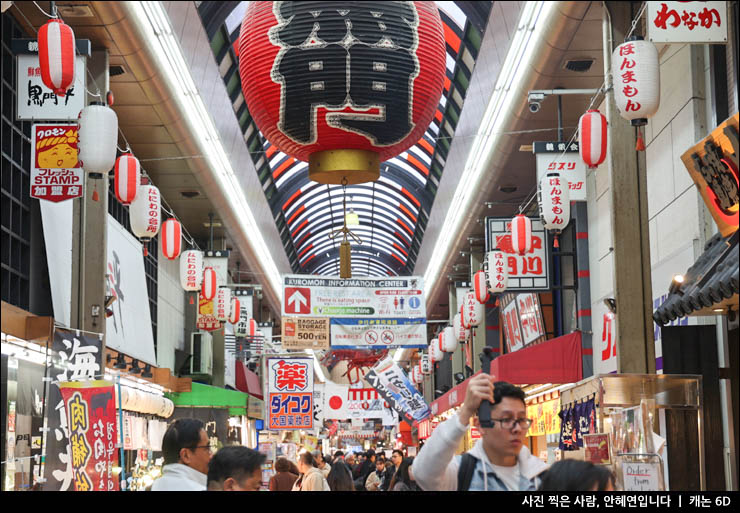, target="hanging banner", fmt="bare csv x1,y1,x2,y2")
485,218,551,291
364,356,430,426
44,328,103,491
281,317,330,350
502,297,524,353
197,297,221,332
57,380,119,491
312,383,325,427
516,293,547,345
347,387,398,426
30,123,84,202
647,1,728,44
16,51,86,121
323,381,350,420
526,397,561,437
533,141,586,201
282,275,426,318
266,357,313,430
330,318,426,349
